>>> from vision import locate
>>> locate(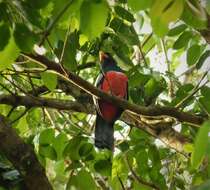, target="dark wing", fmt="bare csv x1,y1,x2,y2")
93,72,104,115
